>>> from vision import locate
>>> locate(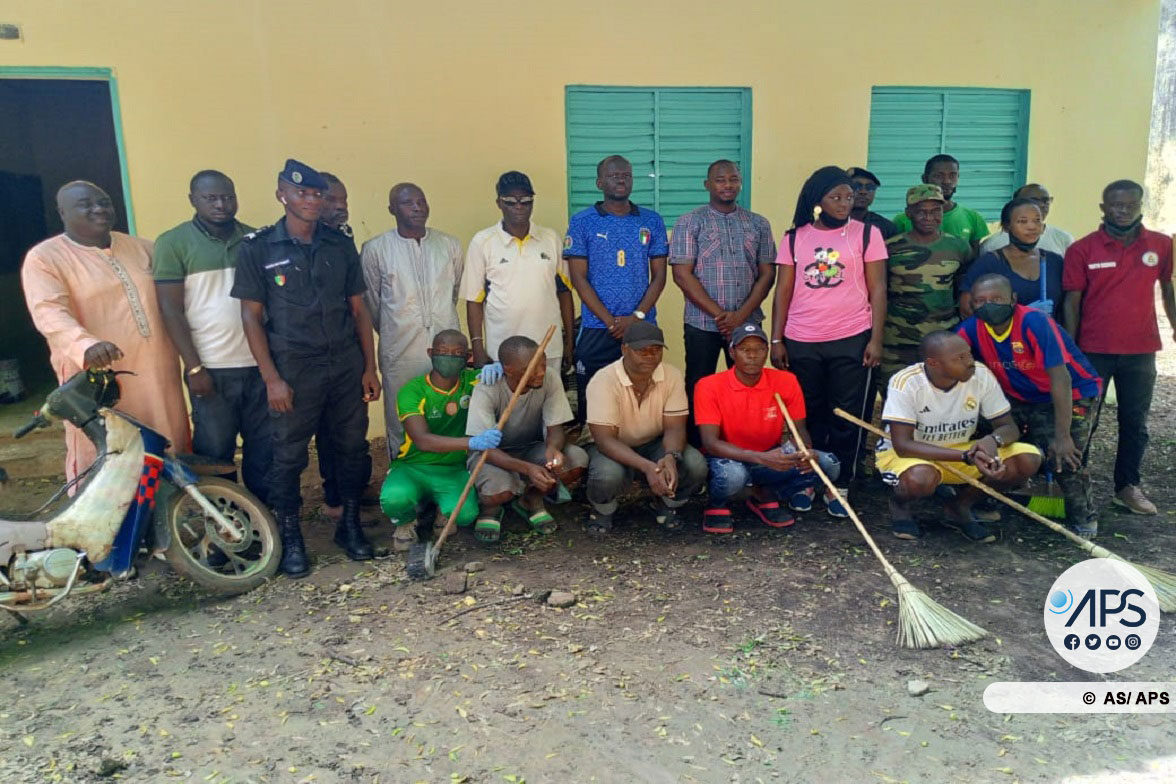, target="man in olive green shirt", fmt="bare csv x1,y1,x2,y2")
893,155,989,252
